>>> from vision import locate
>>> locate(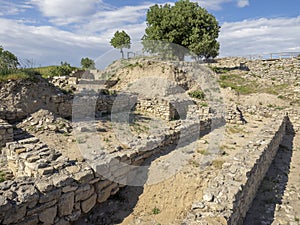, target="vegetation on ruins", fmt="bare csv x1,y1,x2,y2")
143,0,220,60
49,61,77,77
110,30,131,59
188,90,206,100
81,57,95,69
